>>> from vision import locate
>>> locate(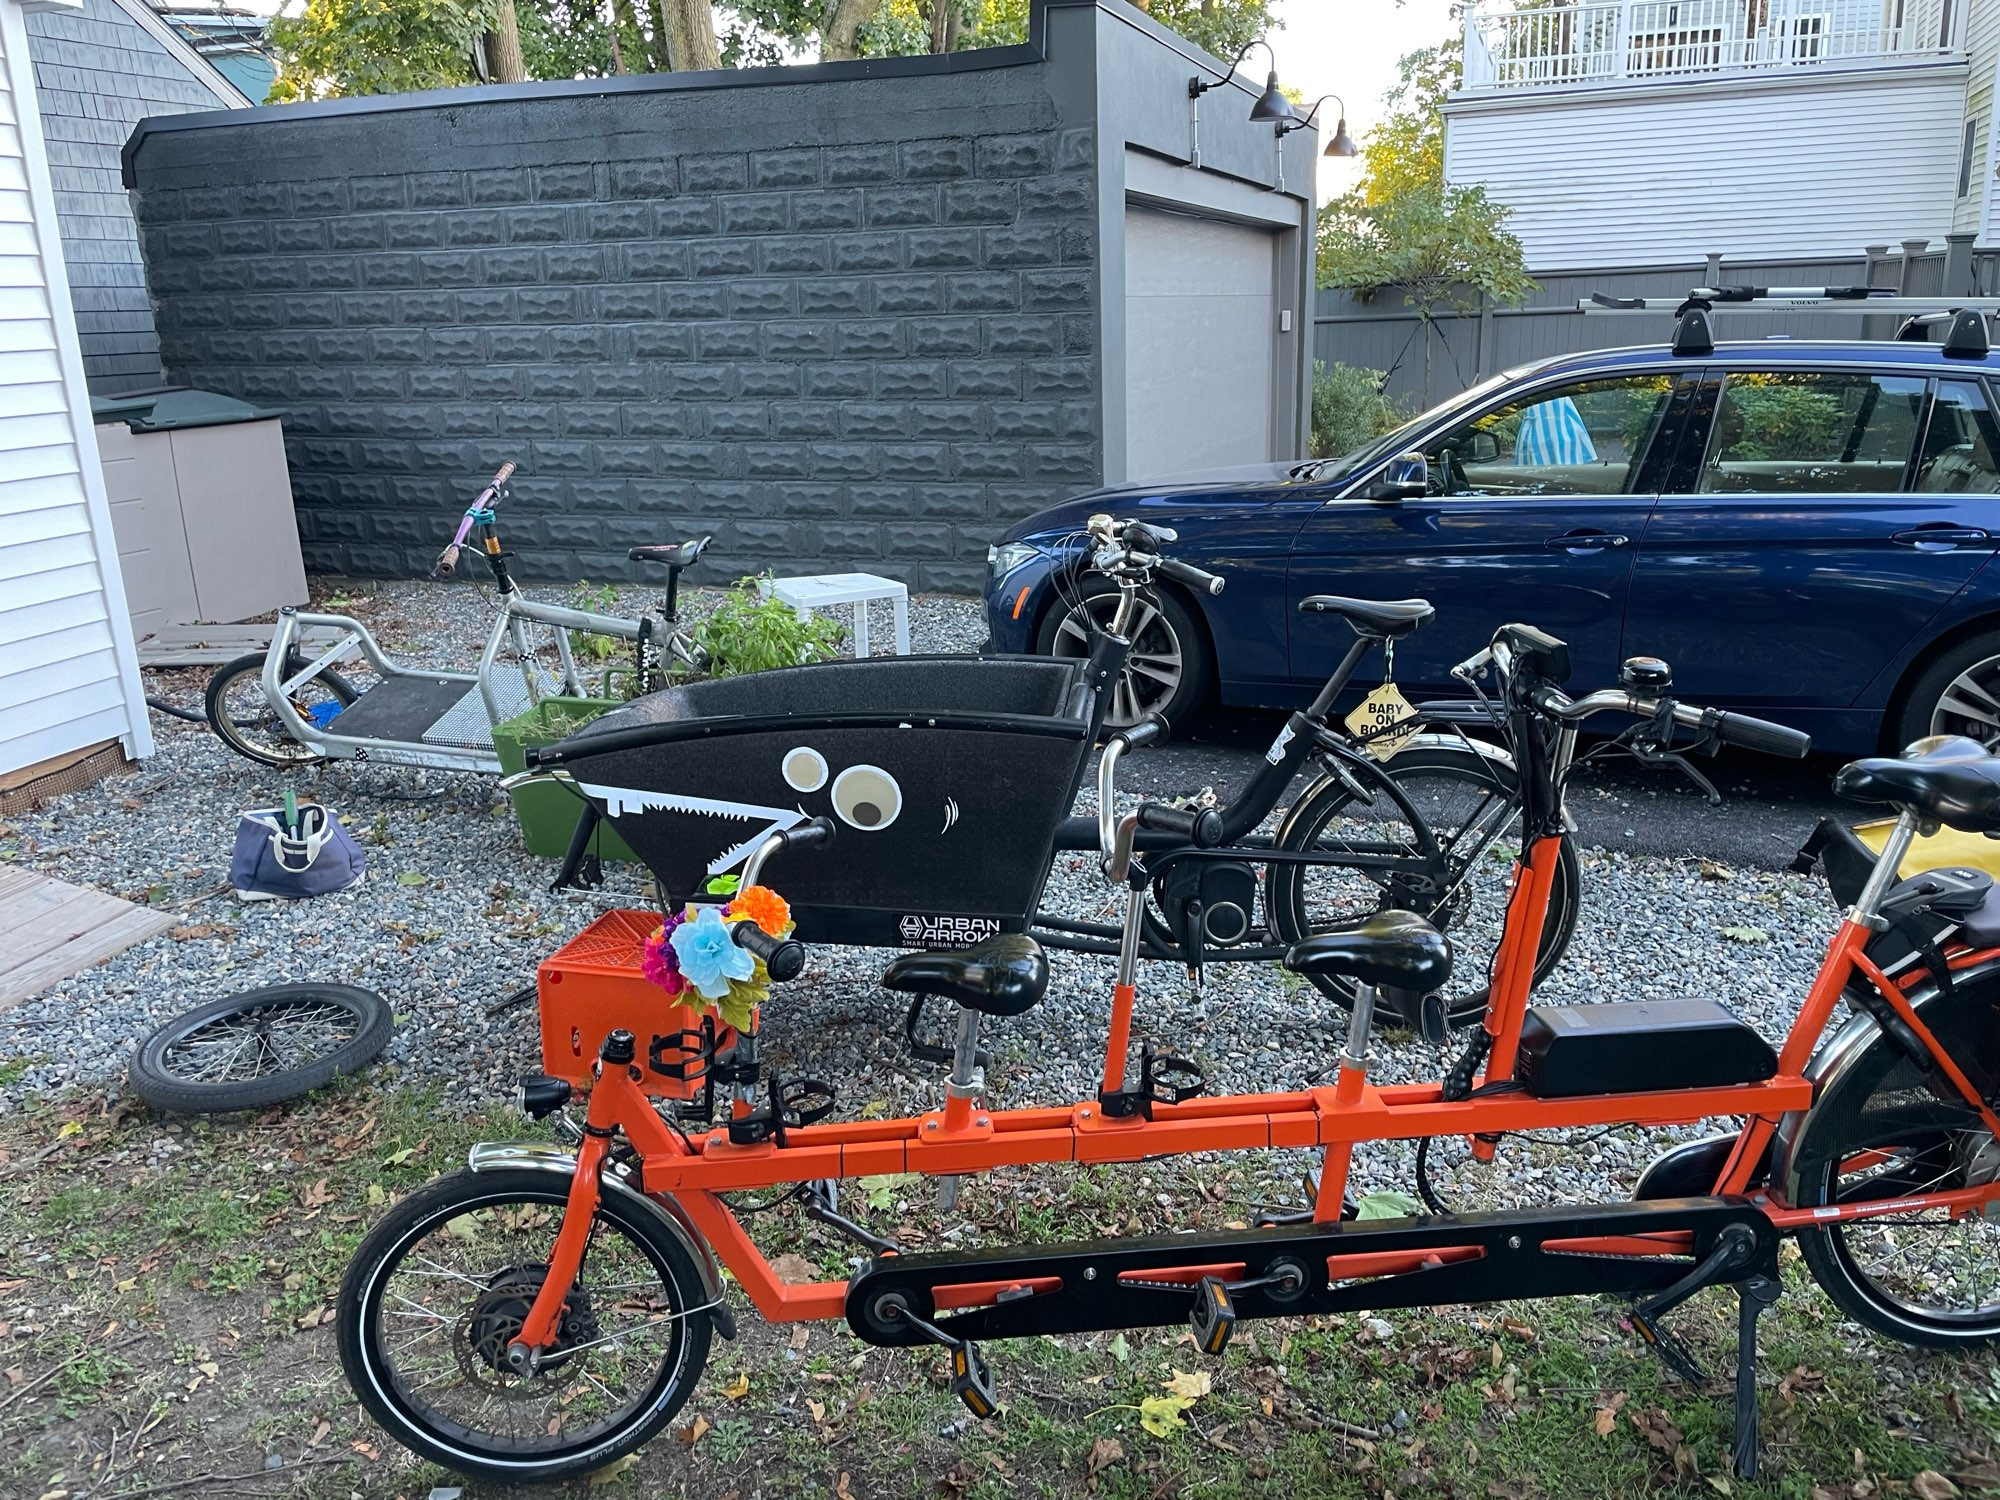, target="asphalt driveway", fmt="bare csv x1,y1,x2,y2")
1118,709,1855,872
